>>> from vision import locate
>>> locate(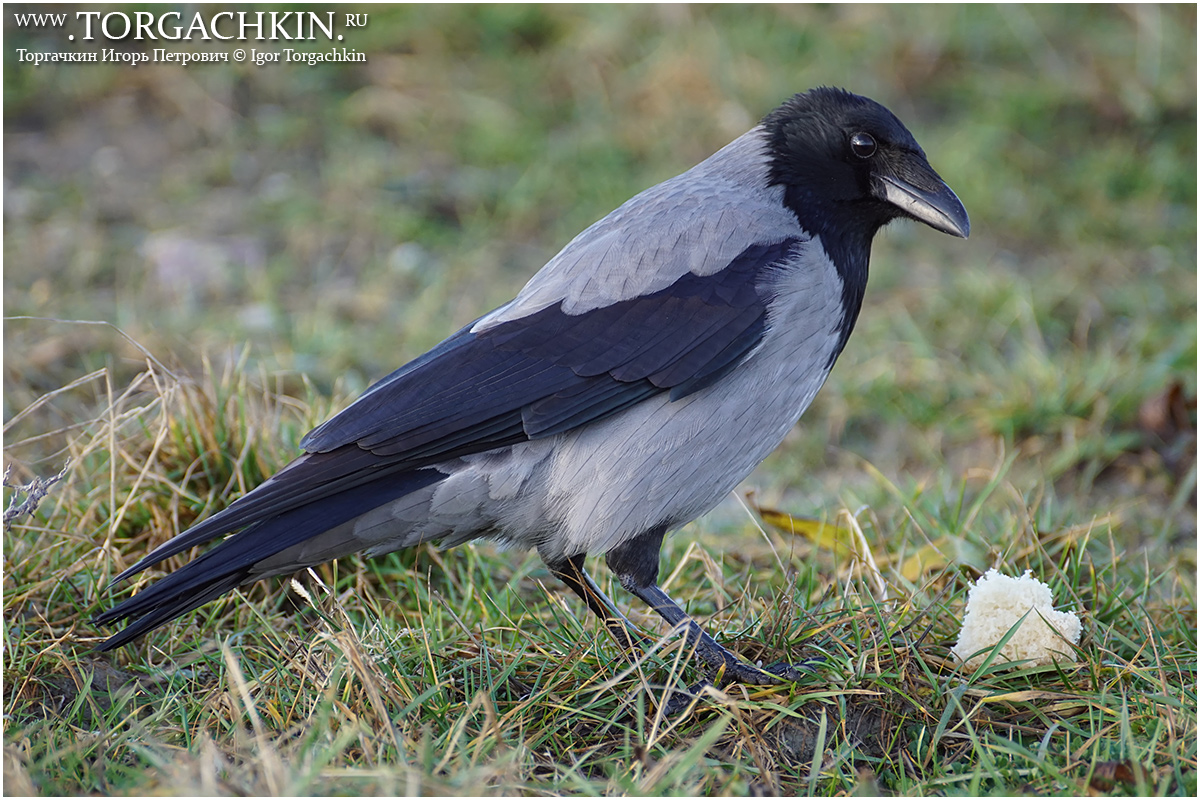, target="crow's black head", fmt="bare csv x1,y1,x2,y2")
762,87,969,245
762,87,969,361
